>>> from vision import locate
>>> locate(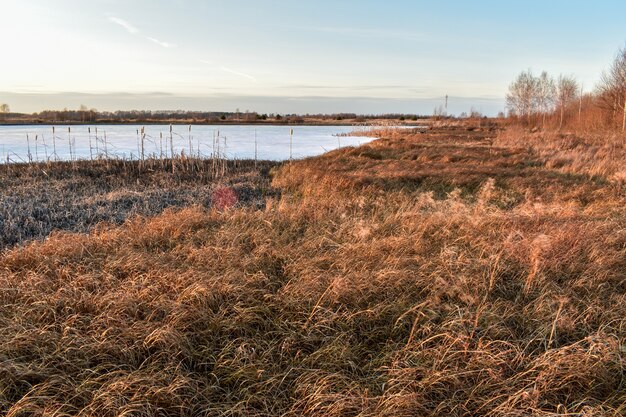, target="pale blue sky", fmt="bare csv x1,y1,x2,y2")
1,0,624,114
